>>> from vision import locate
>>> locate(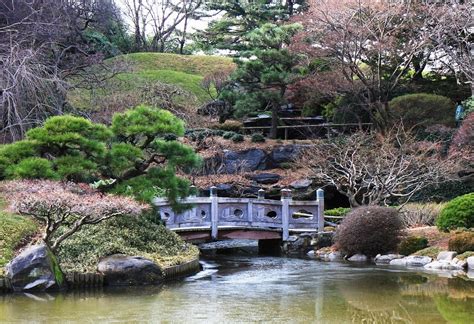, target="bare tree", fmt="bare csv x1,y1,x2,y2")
1,180,146,252
428,2,473,95
298,127,452,207
0,0,126,142
294,0,438,130
120,0,204,52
